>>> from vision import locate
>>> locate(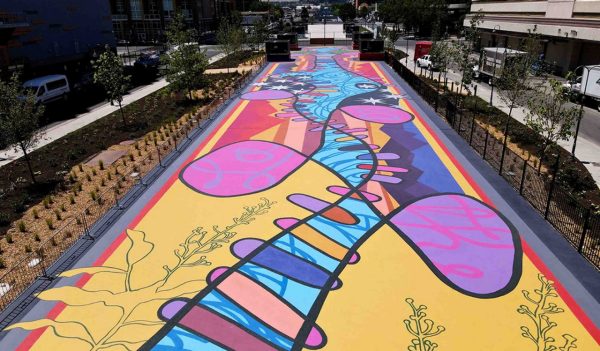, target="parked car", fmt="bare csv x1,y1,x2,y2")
134,51,161,71
416,55,433,69
562,76,582,95
23,75,70,104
